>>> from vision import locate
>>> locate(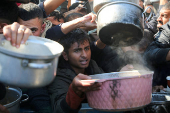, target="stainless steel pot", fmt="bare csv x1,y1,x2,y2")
0,35,63,88
0,87,29,113
93,0,139,13
96,1,153,47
